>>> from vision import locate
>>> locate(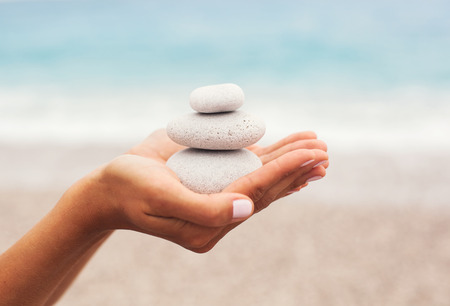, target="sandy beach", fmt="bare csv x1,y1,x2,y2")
1,143,450,306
